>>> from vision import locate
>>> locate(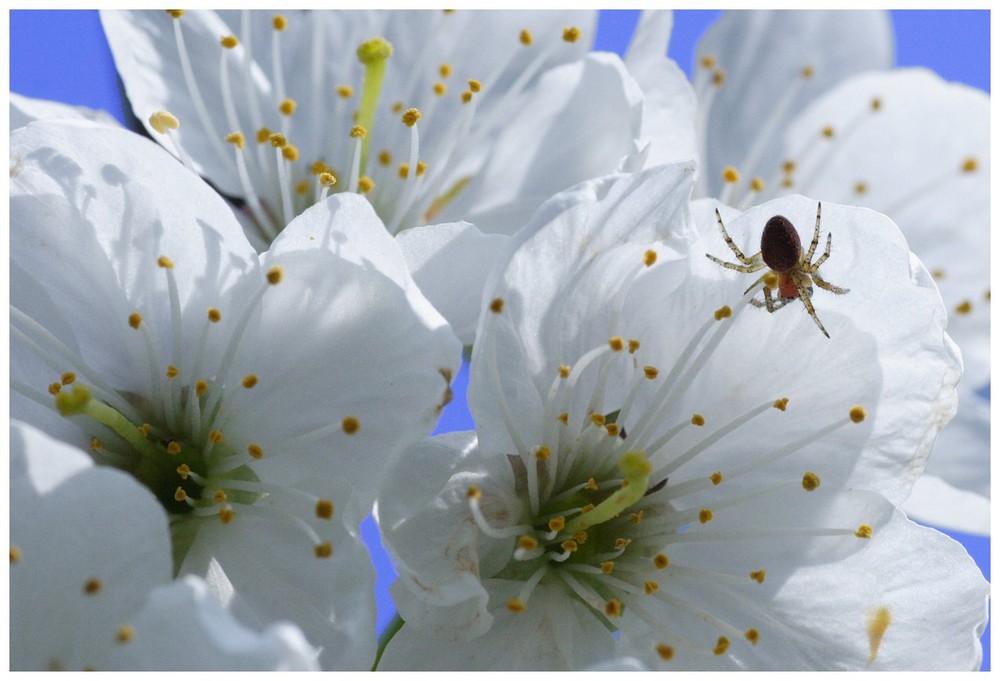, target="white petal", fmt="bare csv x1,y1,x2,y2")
443,53,647,235
696,10,893,196
10,421,171,671
902,477,990,537
10,92,121,131
396,221,509,345
104,576,319,670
